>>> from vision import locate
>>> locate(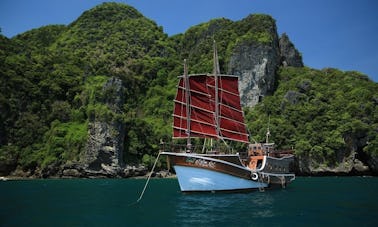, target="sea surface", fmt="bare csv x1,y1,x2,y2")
1,177,377,226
